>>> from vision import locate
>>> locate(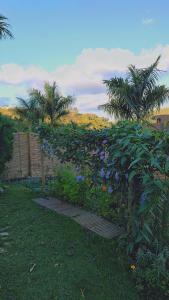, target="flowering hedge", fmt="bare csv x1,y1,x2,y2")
39,122,169,246
38,121,169,298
